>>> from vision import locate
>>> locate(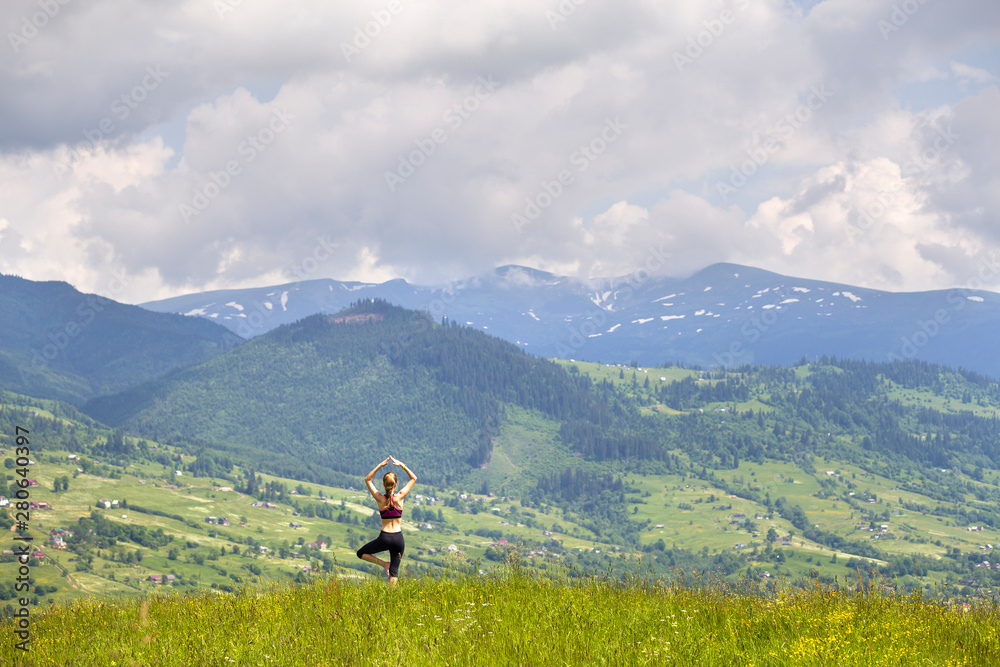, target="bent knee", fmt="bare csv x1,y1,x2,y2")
356,549,364,559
